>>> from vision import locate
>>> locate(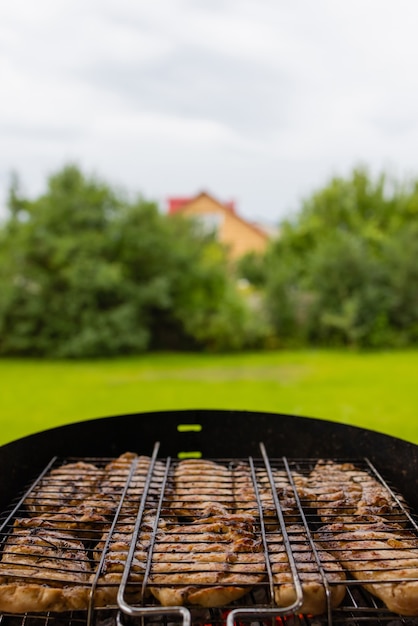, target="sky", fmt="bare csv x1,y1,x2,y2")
1,0,418,224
